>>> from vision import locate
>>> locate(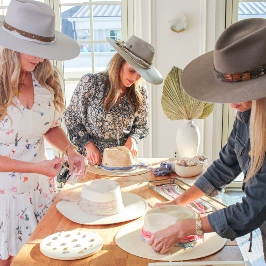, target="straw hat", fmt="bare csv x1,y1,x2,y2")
0,0,79,60
181,18,266,103
87,146,151,176
107,35,163,85
116,205,226,261
56,179,147,225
